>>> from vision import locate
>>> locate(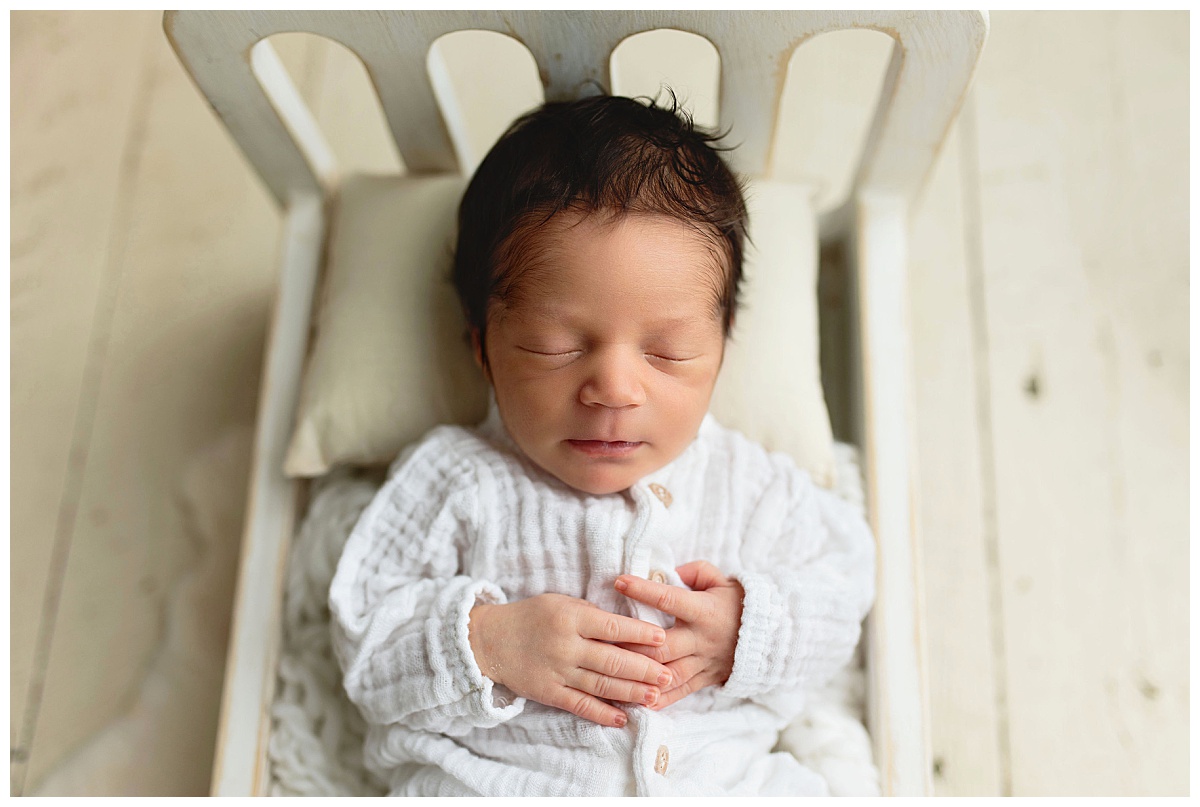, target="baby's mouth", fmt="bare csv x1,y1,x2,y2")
566,439,643,458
